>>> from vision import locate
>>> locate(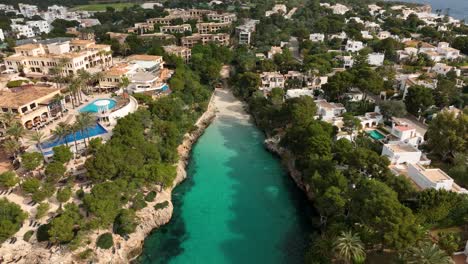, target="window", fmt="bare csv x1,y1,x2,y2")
21,106,28,113
30,103,36,109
